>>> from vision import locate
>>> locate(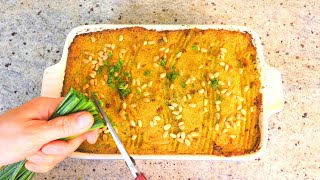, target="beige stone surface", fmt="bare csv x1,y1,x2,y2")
0,0,319,179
